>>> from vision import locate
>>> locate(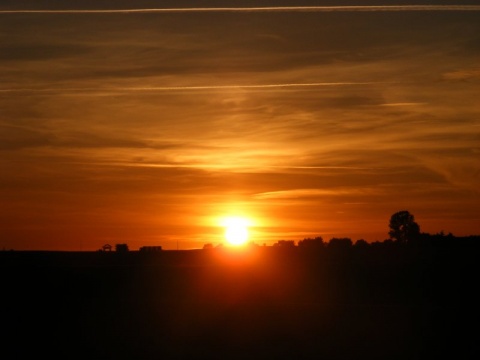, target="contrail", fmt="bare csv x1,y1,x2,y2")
0,82,378,95
119,82,376,91
1,6,480,14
